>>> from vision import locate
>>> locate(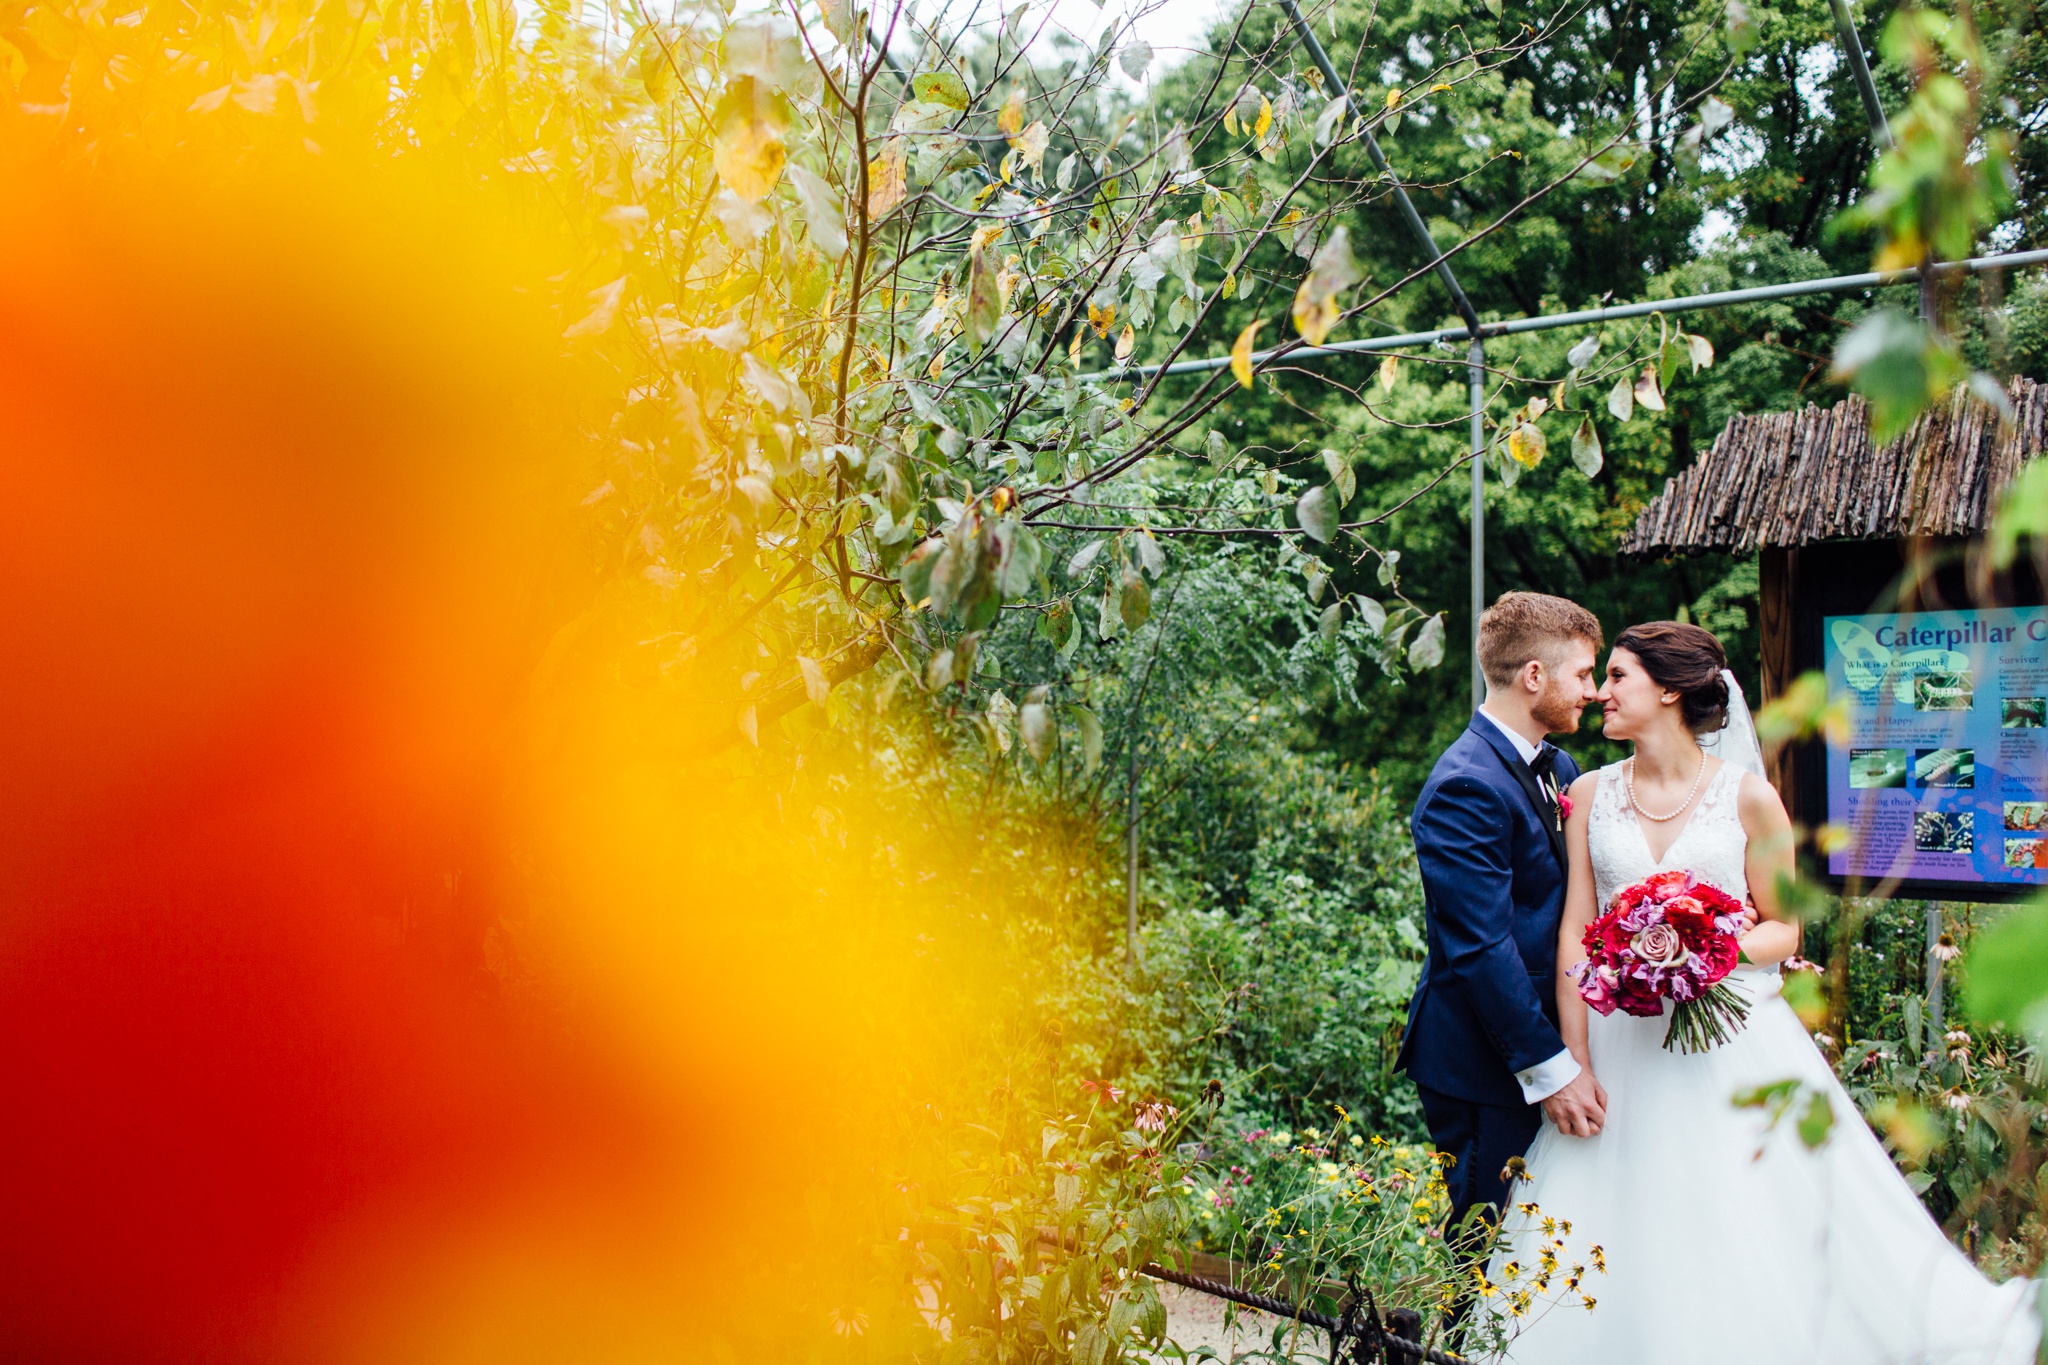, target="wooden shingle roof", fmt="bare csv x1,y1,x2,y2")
1622,376,2048,555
